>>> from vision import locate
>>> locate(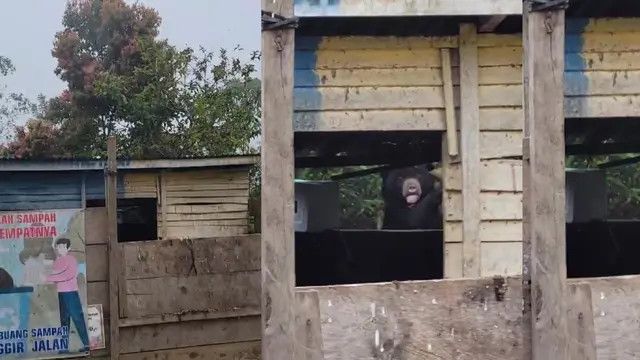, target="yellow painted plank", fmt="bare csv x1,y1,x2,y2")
478,107,523,130
165,225,247,239
162,212,248,221
294,86,445,111
445,191,522,221
295,65,520,88
163,204,247,214
480,131,523,159
294,107,522,132
479,84,523,106
572,18,640,34
167,189,248,198
296,36,458,50
294,109,446,131
299,48,442,70
481,242,522,277
567,52,640,71
565,95,640,118
444,242,463,279
565,70,640,96
296,33,520,51
446,220,523,243
478,47,522,66
166,196,249,205
577,32,640,53
296,68,445,87
446,159,523,191
294,85,521,111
